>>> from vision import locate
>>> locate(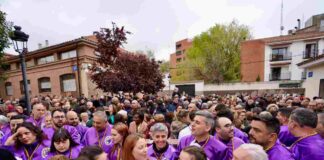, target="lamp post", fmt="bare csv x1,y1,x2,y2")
168,74,171,96
9,26,31,114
